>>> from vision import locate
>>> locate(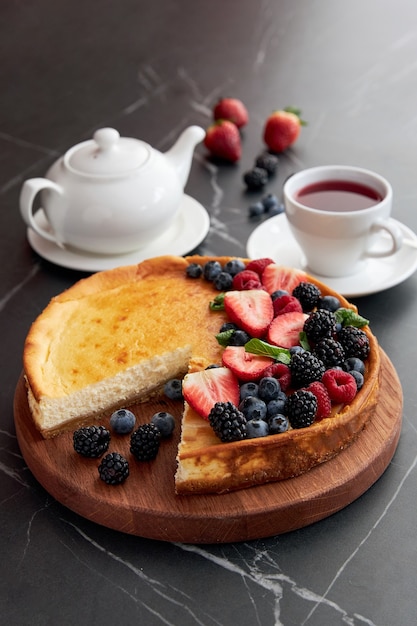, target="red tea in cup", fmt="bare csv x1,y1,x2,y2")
295,180,383,212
